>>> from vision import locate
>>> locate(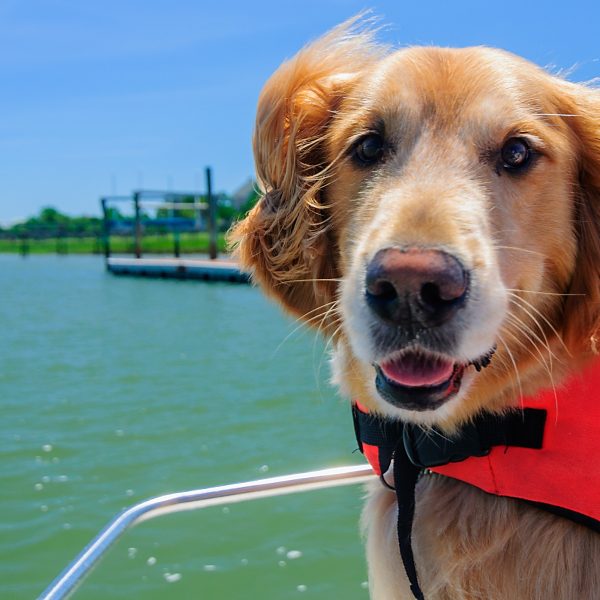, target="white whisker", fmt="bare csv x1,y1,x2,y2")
271,301,338,358
502,319,560,422
508,292,571,356
503,317,553,376
533,113,580,118
493,245,546,258
507,288,584,298
497,332,524,409
504,309,560,366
